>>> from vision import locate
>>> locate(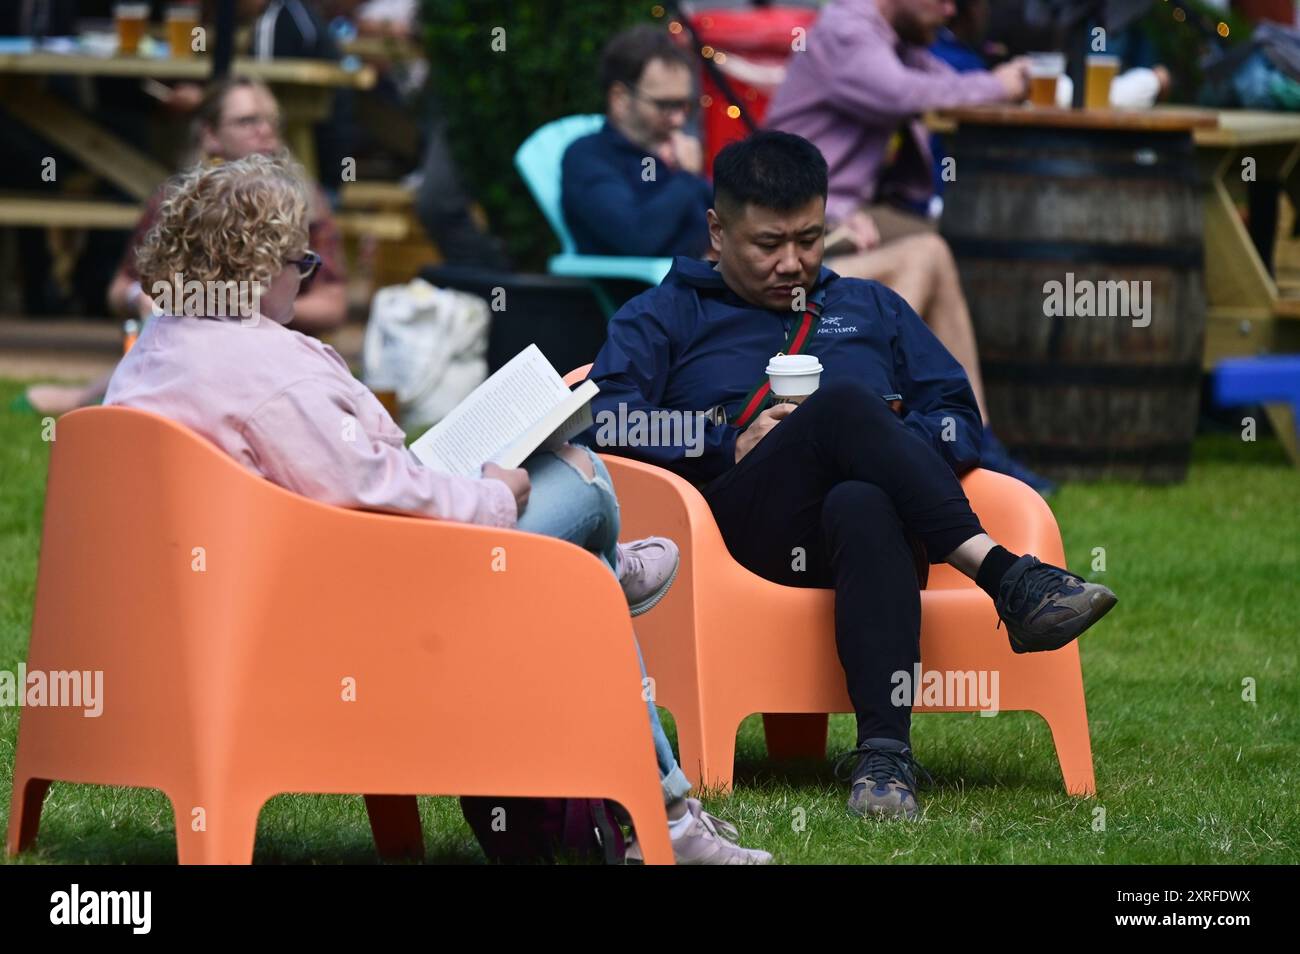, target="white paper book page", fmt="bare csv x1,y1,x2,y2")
542,388,597,451
495,379,600,468
408,344,570,477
